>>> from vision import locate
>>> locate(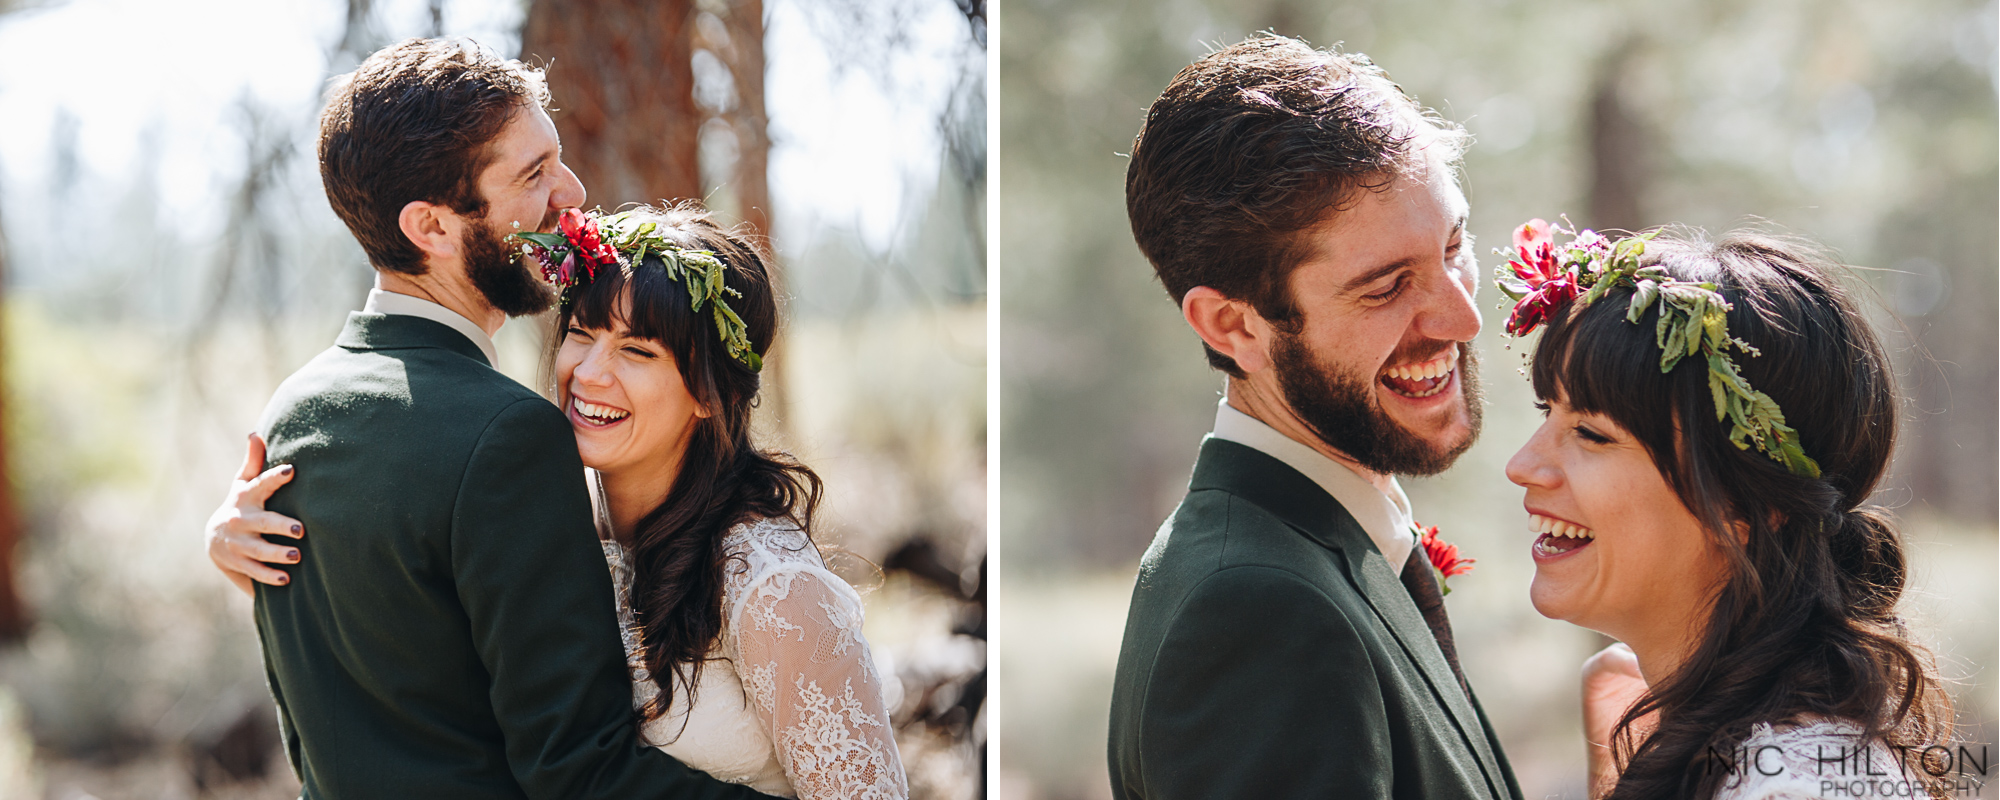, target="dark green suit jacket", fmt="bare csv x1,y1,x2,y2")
255,313,757,799
1107,438,1521,799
